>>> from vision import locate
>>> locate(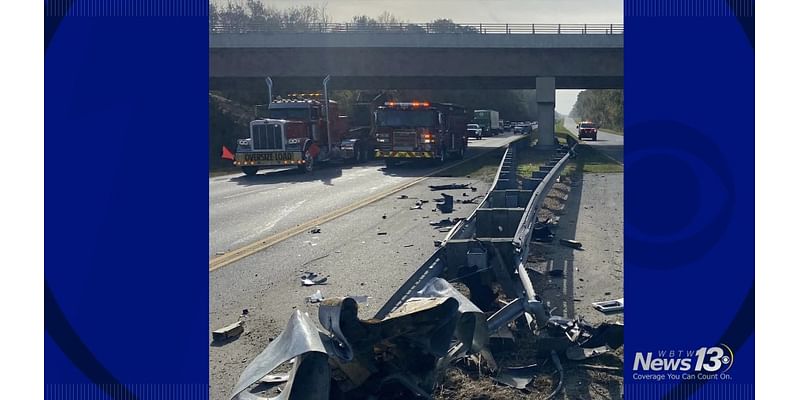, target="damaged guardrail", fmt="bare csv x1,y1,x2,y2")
230,136,622,399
